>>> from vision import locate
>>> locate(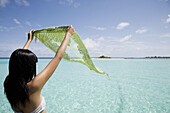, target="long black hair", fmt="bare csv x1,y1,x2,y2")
4,49,38,108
